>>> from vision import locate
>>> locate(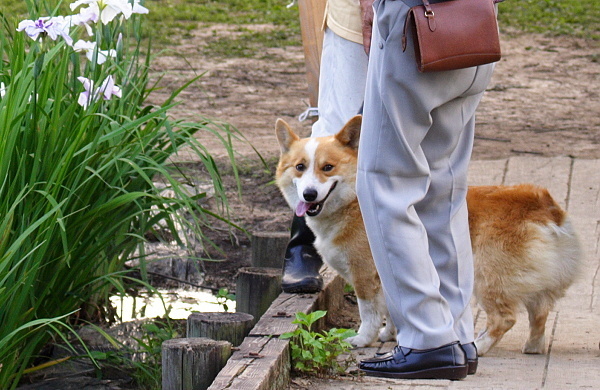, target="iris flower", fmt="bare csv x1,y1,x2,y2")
77,75,122,108
17,16,74,46
66,8,98,36
70,0,149,25
73,40,117,64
